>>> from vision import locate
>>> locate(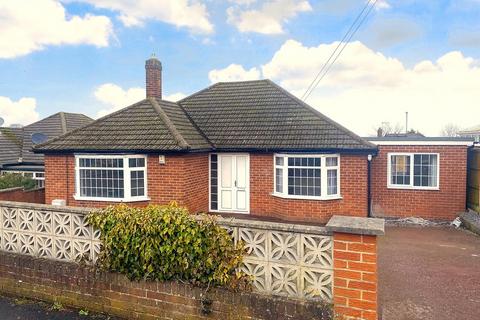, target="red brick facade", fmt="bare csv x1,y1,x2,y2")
45,153,210,211
250,153,368,223
45,152,368,224
371,145,468,221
